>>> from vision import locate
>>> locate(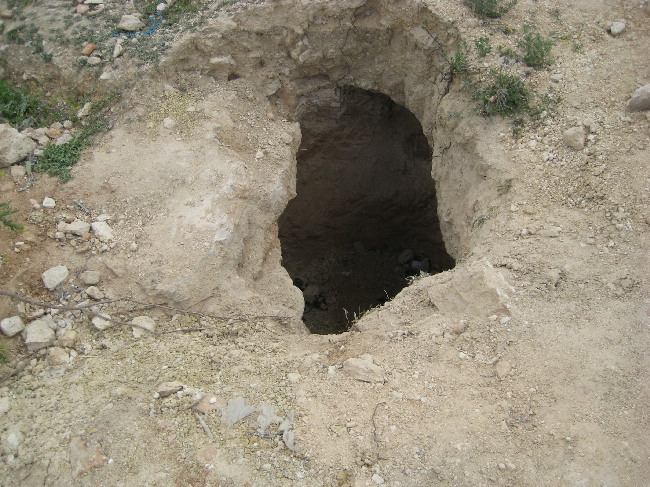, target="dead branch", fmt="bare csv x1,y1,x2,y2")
194,411,214,439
